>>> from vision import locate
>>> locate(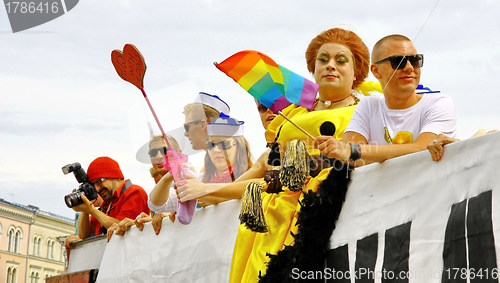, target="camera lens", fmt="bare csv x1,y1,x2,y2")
64,195,75,207
64,190,84,208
